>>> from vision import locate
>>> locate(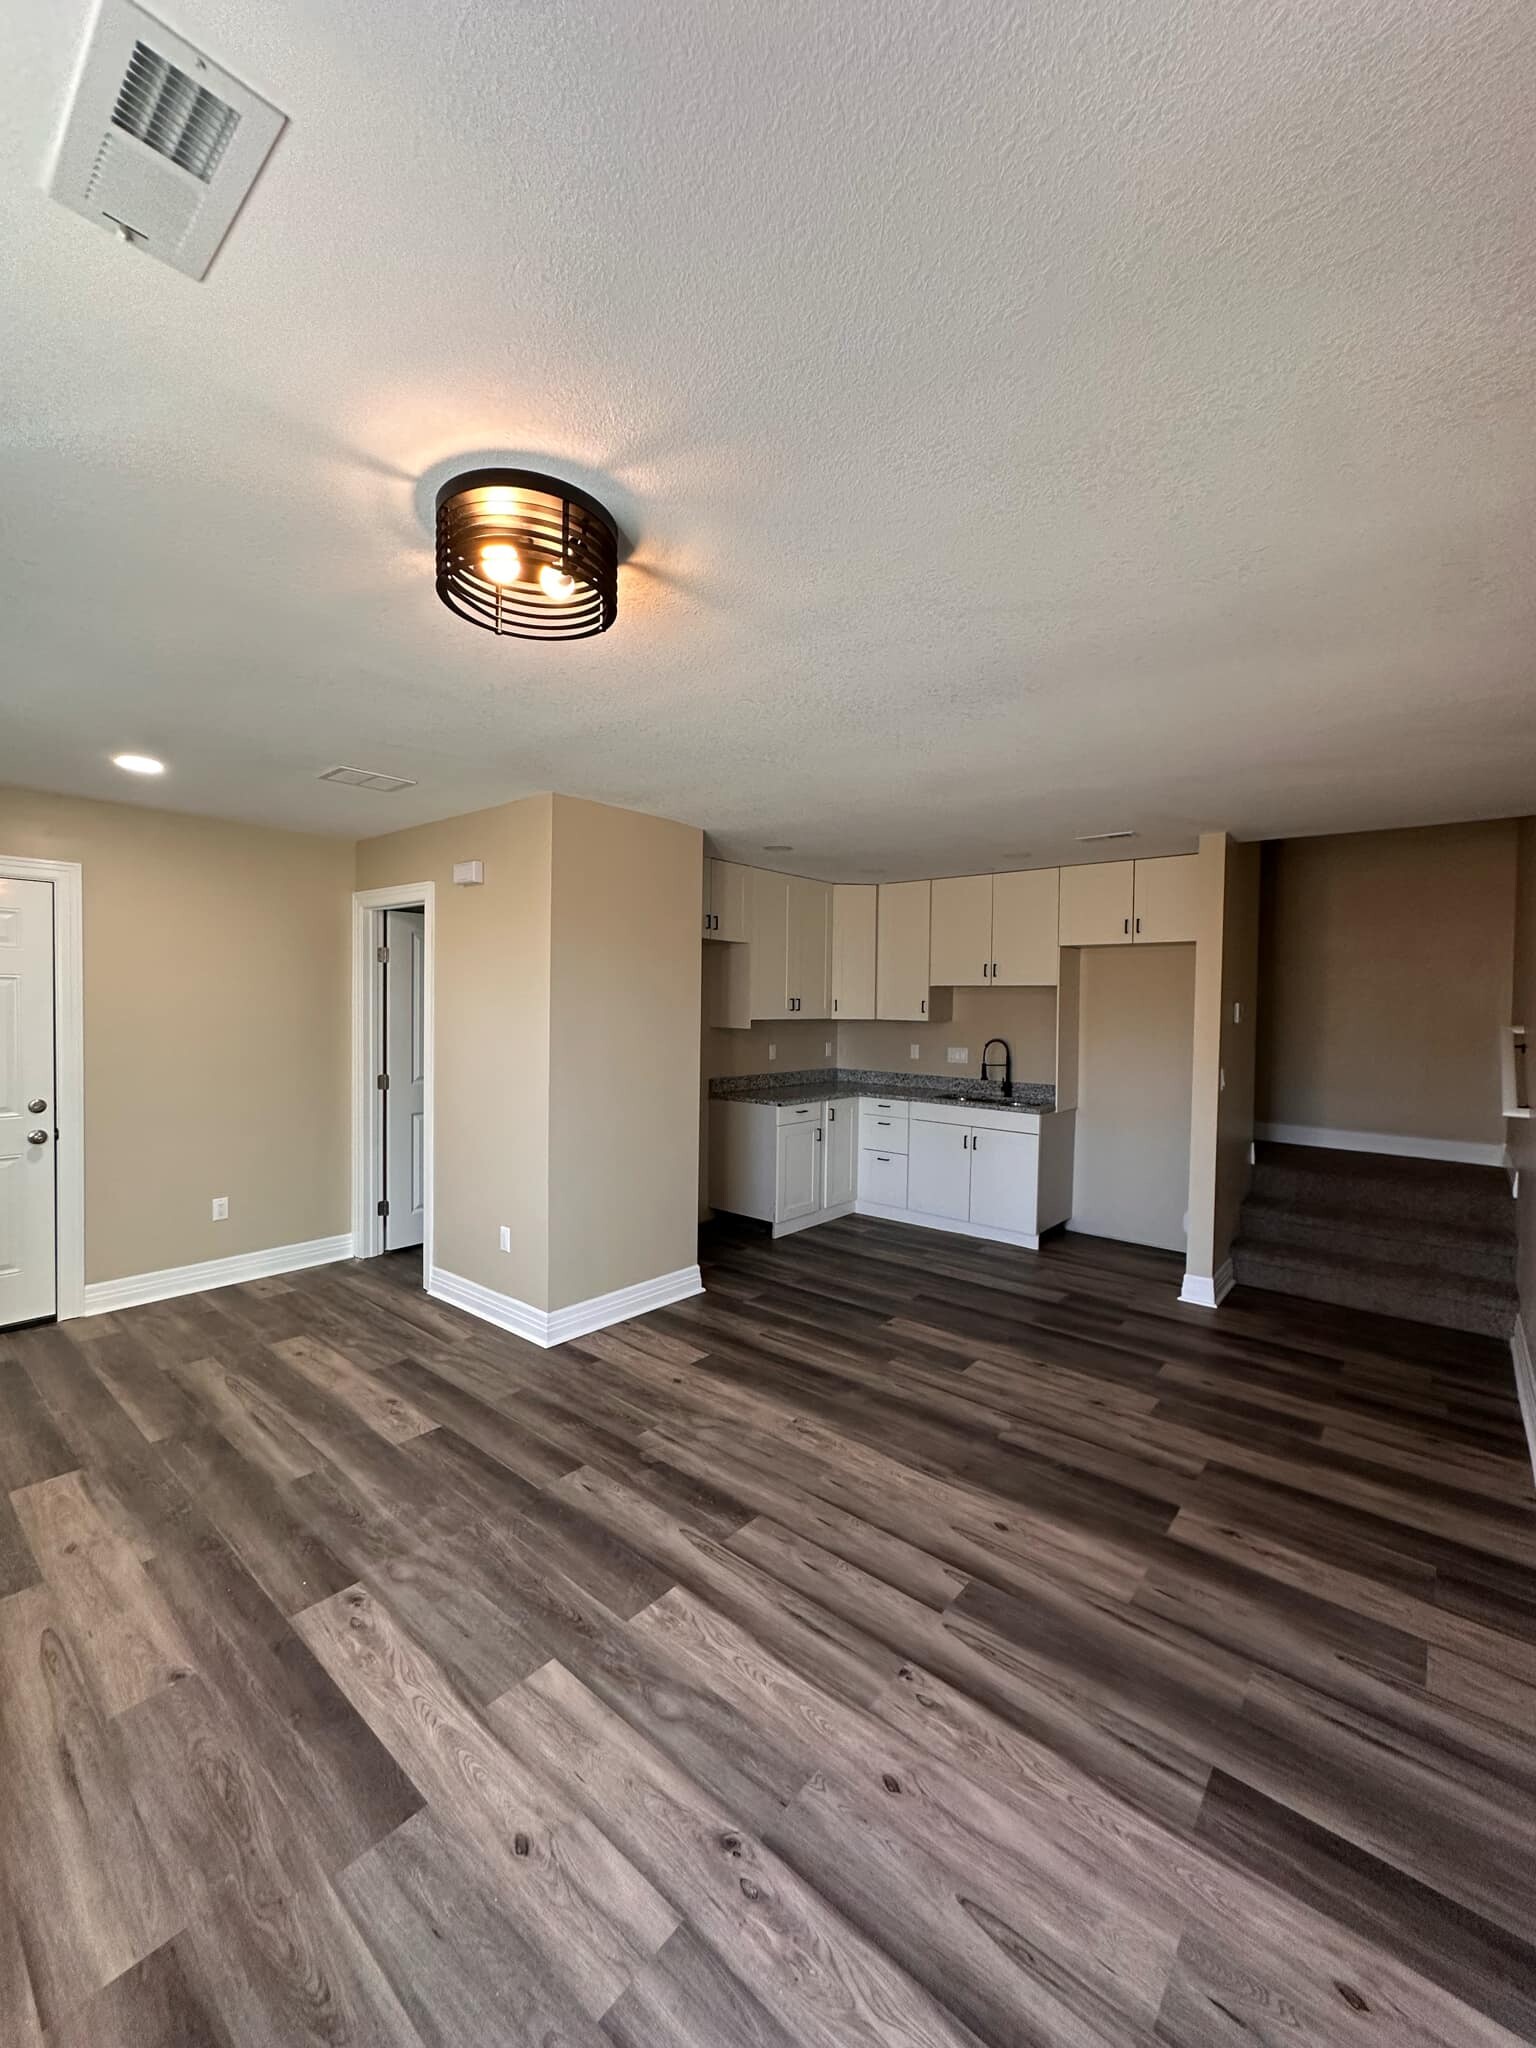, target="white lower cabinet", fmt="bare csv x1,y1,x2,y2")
715,1092,1073,1250
711,1097,857,1237
907,1119,972,1222
823,1098,857,1208
775,1119,821,1225
865,1101,1075,1249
